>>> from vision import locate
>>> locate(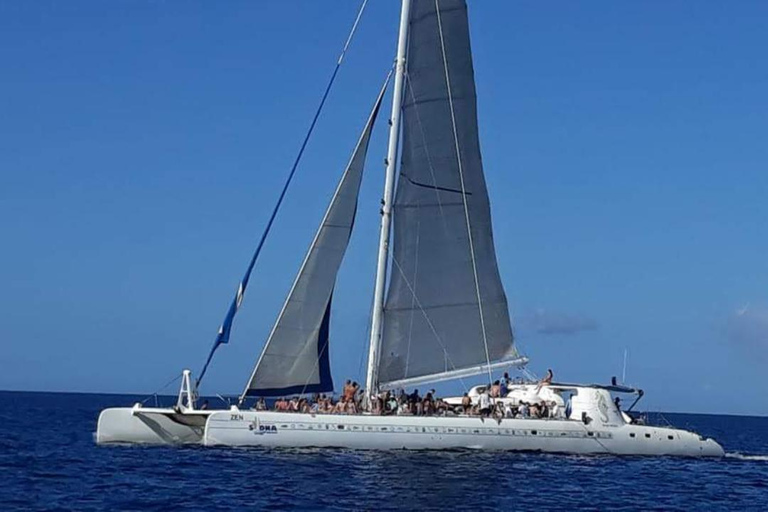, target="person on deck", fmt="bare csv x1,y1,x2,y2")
490,381,501,398
461,393,472,414
408,389,421,415
540,369,554,386
478,388,491,417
